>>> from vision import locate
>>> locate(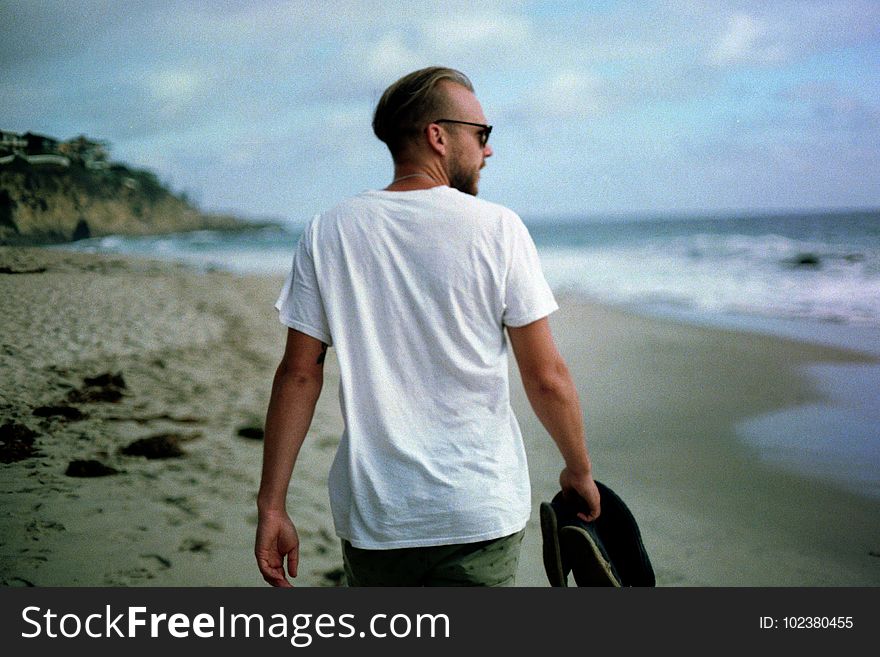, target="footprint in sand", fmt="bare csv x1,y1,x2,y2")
162,496,199,522
103,567,156,585
2,576,36,587
16,549,49,569
320,567,345,586
25,519,66,540
317,435,339,451
103,553,172,585
140,553,172,569
179,538,212,555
